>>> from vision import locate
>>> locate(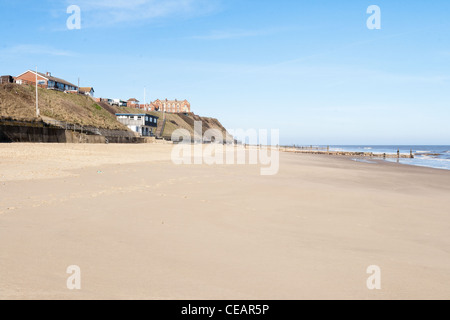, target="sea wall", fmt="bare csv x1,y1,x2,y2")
0,124,145,144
